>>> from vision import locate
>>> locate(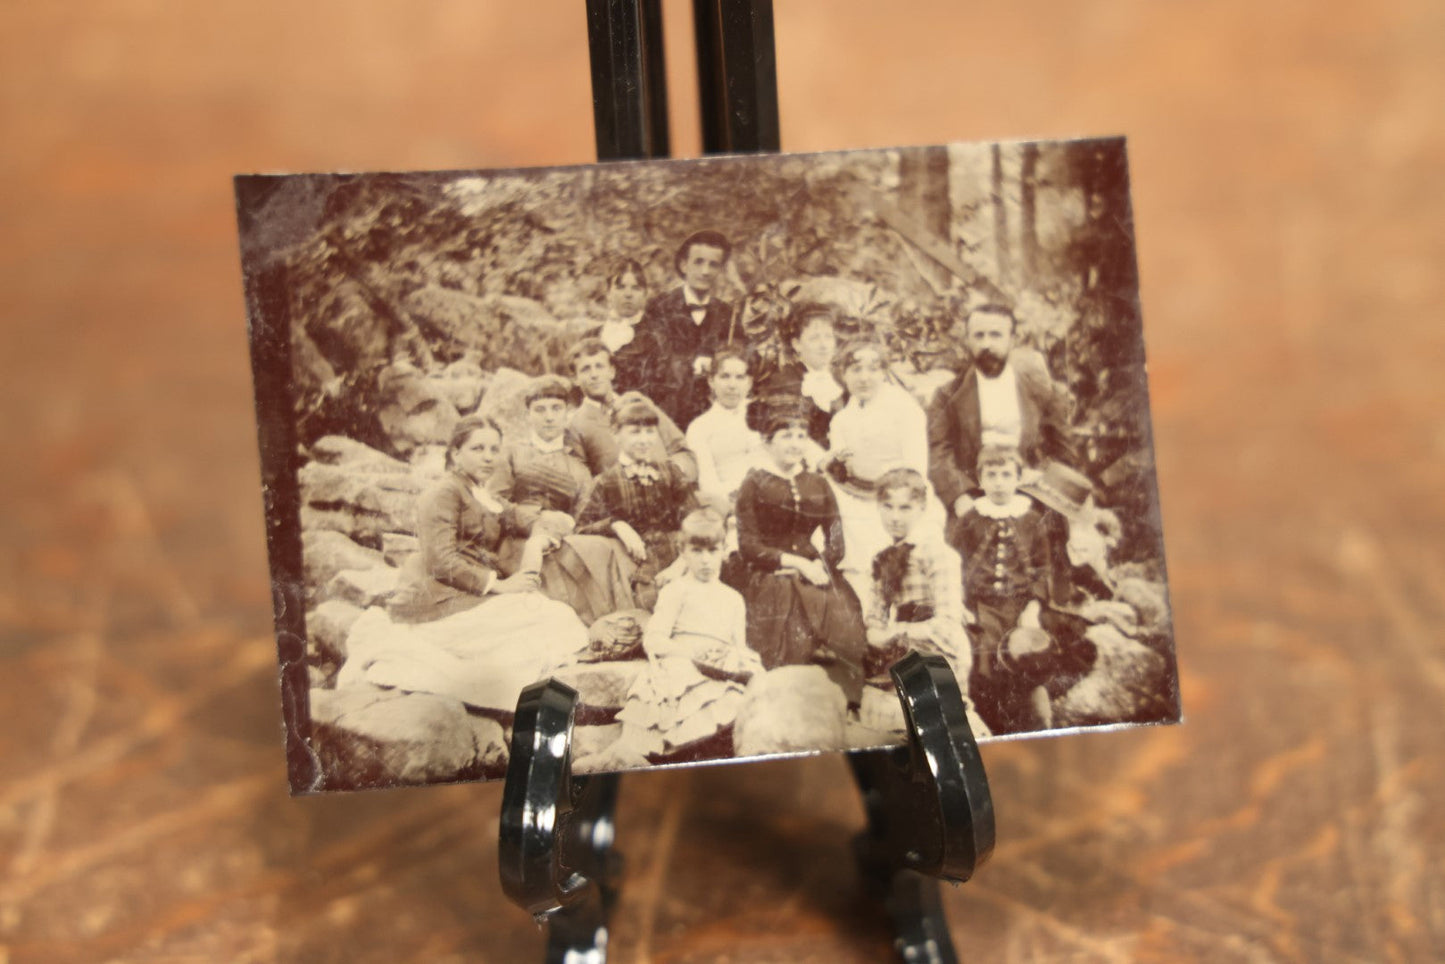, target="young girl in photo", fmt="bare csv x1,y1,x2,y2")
577,397,699,609
865,468,972,685
576,509,763,771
